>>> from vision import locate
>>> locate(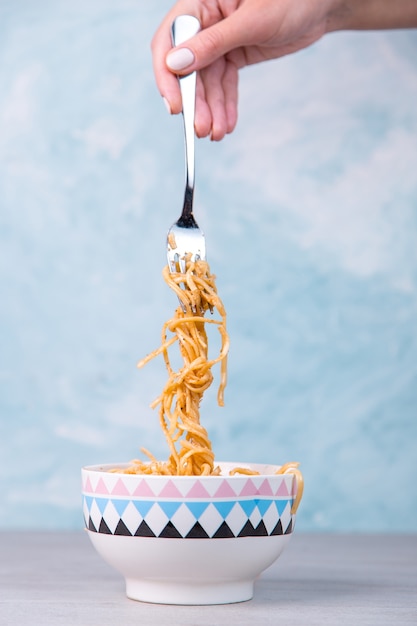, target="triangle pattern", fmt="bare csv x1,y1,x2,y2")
158,480,183,498
186,522,210,539
134,520,156,537
111,478,131,496
132,479,155,498
239,478,258,497
84,495,94,512
253,520,268,536
258,479,274,496
213,500,236,519
275,480,289,497
112,498,130,517
158,500,183,519
98,518,112,535
114,519,132,536
257,499,273,516
238,520,268,537
276,499,290,516
271,519,283,536
291,477,298,496
132,500,154,518
238,499,257,517
185,501,210,520
284,518,293,535
159,521,182,538
83,476,94,494
185,480,212,499
95,477,109,495
95,497,109,515
212,521,235,539
214,480,237,498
